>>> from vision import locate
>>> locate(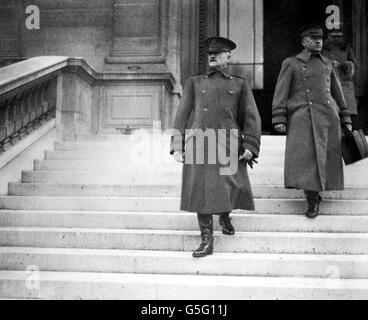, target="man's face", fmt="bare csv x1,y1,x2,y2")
208,51,231,68
302,35,323,53
328,33,343,44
